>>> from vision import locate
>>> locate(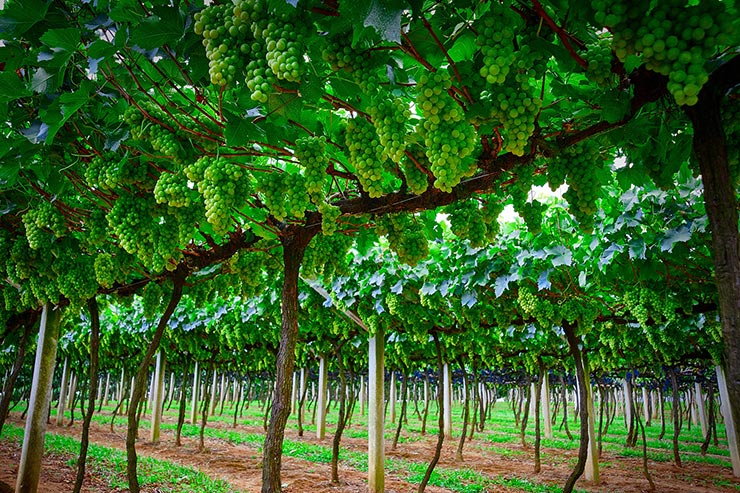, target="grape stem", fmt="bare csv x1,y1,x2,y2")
530,0,588,69
421,16,473,104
